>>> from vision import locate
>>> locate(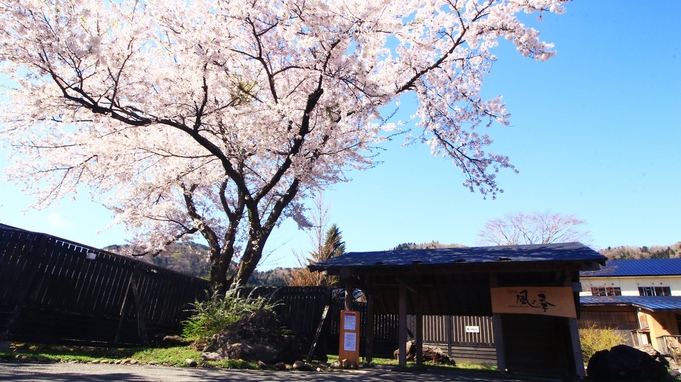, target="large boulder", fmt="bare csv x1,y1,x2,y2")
587,344,672,381
393,340,455,365
202,309,305,364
